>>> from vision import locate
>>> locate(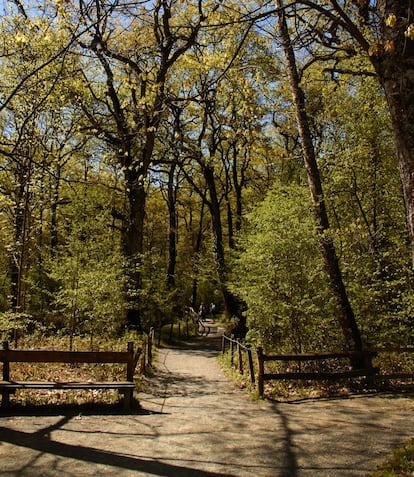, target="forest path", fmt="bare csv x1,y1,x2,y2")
0,334,414,476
